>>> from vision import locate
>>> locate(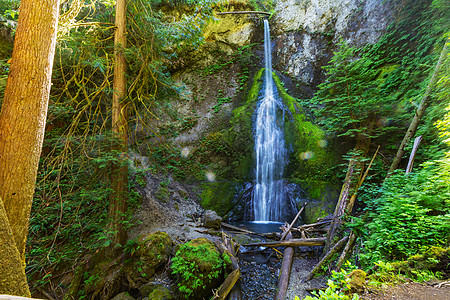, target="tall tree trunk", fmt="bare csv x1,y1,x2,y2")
0,0,60,260
0,0,59,295
109,0,128,246
388,40,448,174
325,133,371,252
0,197,30,296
